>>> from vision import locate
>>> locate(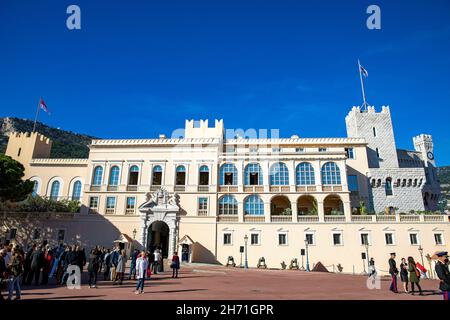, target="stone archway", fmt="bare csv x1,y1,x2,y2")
270,195,291,215
323,194,344,215
147,220,170,258
138,188,180,257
